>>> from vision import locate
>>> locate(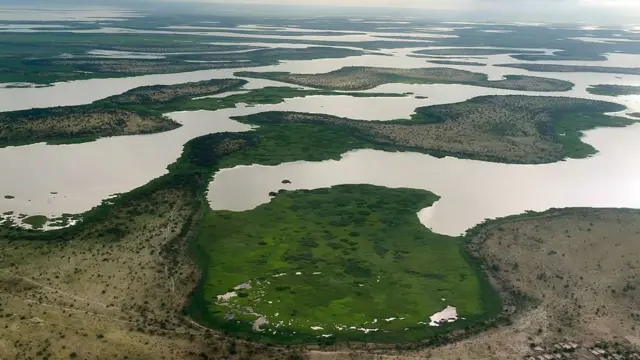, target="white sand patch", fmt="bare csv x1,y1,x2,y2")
295,272,302,275
358,328,379,333
429,306,458,327
310,326,324,331
253,316,268,332
313,272,322,275
216,292,237,302
273,273,286,278
384,317,396,322
321,334,334,338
